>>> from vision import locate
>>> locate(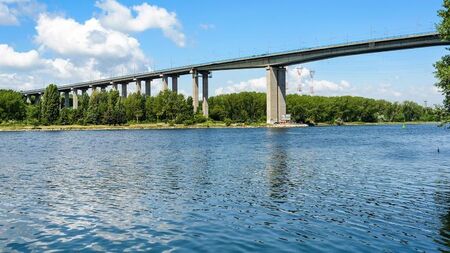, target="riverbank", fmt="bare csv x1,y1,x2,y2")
0,121,438,132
